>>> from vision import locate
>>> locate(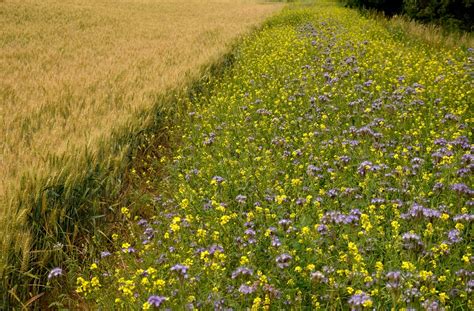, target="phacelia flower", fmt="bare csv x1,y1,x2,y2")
147,295,167,308
47,267,63,280
276,253,292,269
